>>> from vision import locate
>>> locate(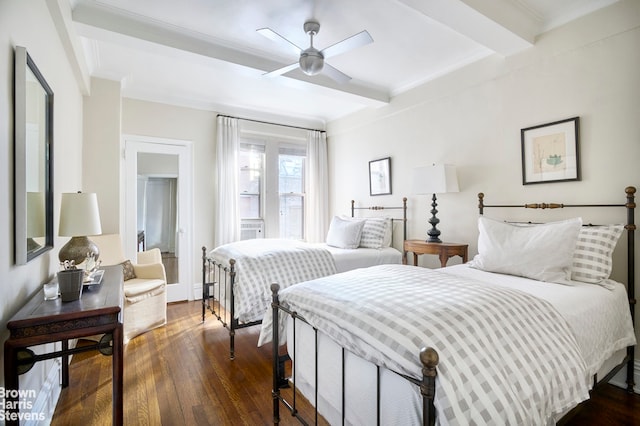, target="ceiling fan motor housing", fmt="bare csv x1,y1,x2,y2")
299,48,324,75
